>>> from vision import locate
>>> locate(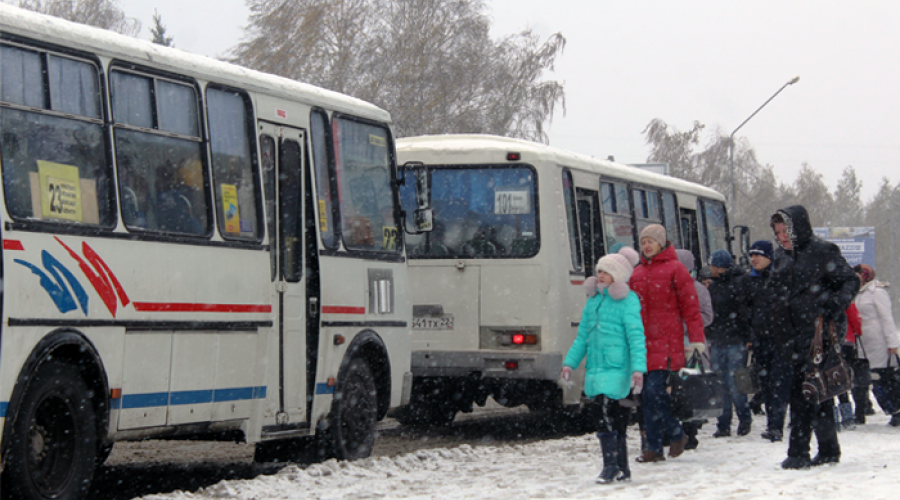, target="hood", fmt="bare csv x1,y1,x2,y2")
641,243,677,265
675,249,695,272
717,265,745,281
772,205,814,250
